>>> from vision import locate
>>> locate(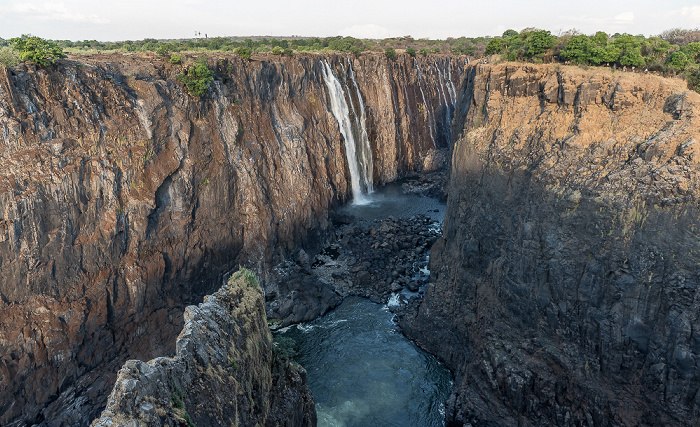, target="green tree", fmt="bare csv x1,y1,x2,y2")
527,30,555,57
485,38,505,54
283,47,293,56
502,29,519,38
667,50,690,71
591,44,621,64
385,47,397,60
419,48,428,56
681,42,700,62
406,47,416,57
591,31,609,47
155,43,170,57
271,46,282,55
620,48,645,68
235,46,252,60
612,34,640,52
561,35,593,63
177,59,214,97
9,35,66,66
